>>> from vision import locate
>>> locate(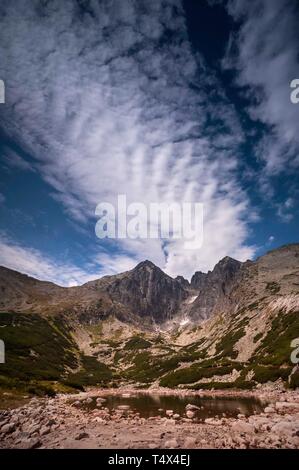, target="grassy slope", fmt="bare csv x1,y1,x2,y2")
0,307,298,396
